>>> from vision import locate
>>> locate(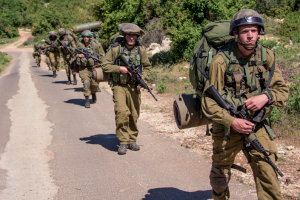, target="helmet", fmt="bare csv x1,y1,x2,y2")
58,28,66,36
40,44,45,49
230,9,264,36
118,23,145,36
81,30,92,37
48,31,58,36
